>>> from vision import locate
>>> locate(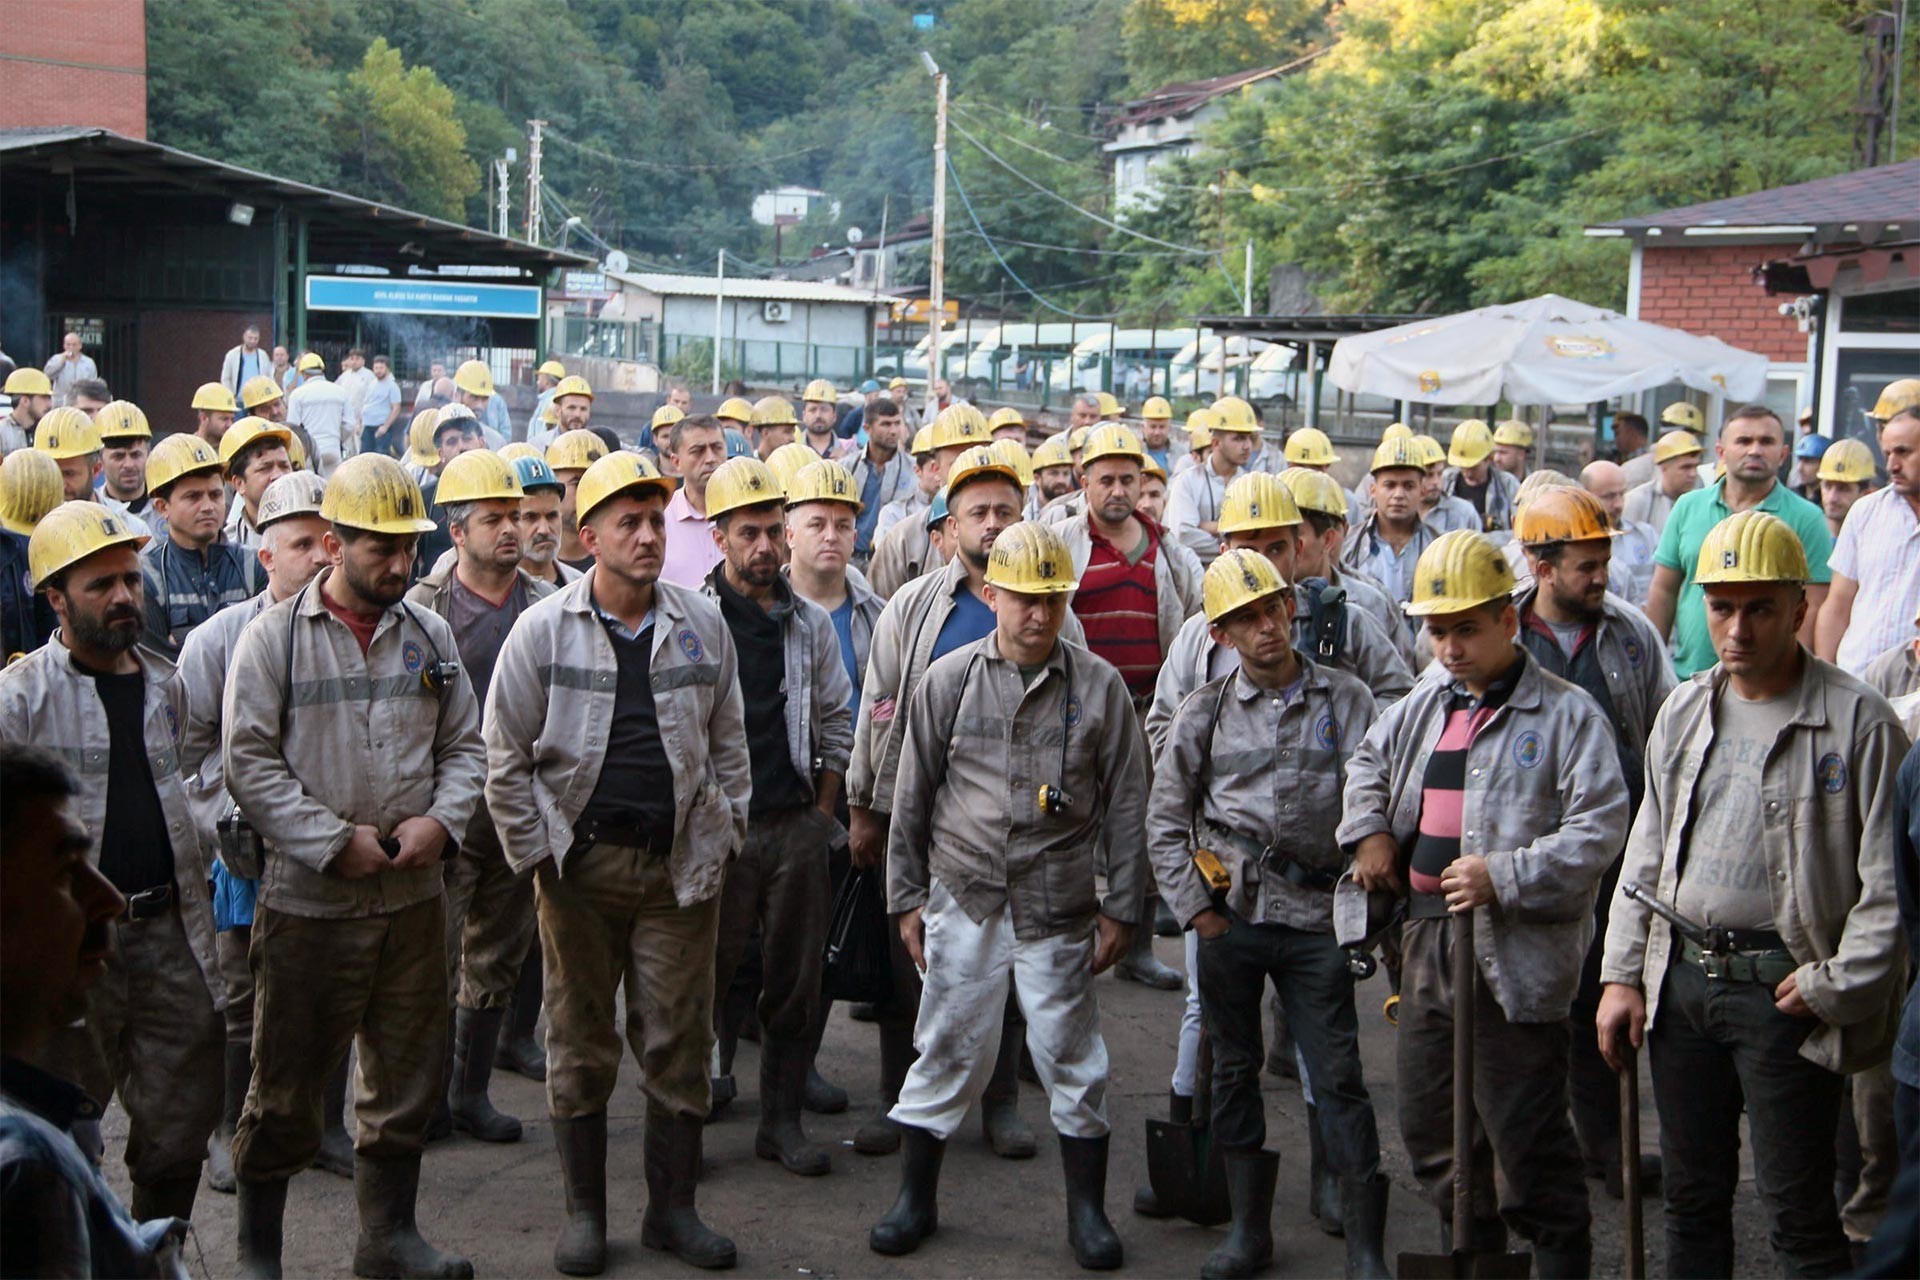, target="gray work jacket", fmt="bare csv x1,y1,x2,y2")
177,589,274,863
